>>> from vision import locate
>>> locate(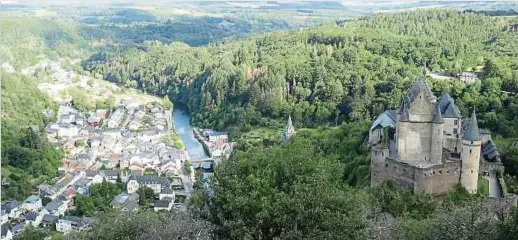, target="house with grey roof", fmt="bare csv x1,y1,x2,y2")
41,214,58,227
153,197,173,212
11,222,26,236
23,195,42,212
2,201,22,219
44,195,68,216
126,175,171,194
24,211,43,227
110,193,139,215
56,216,94,233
